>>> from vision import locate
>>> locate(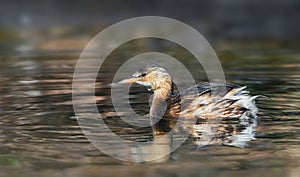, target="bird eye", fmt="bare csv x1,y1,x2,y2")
140,73,147,77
